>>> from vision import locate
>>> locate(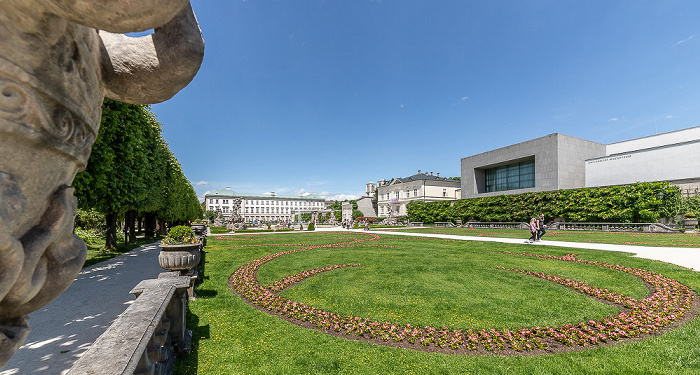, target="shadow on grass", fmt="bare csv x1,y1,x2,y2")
176,311,210,375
